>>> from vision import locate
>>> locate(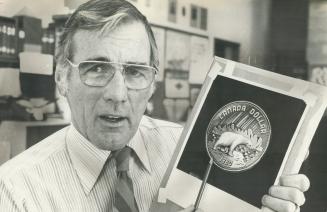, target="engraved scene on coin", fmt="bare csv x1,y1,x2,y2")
206,101,271,172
